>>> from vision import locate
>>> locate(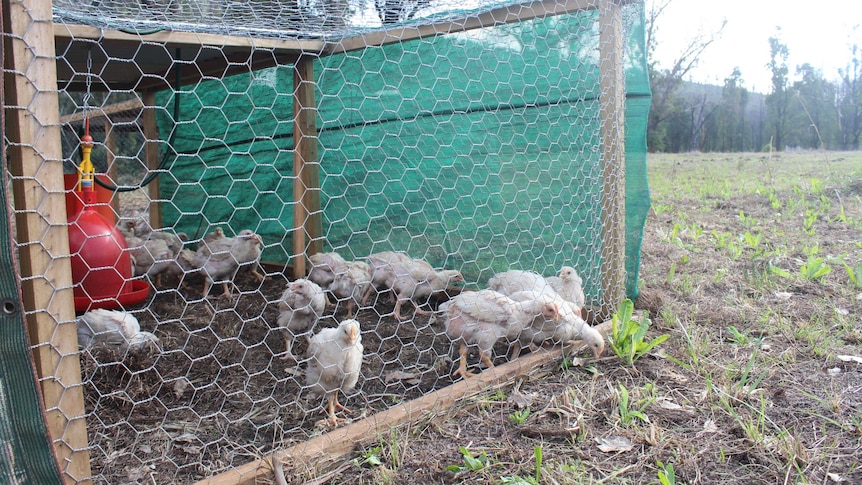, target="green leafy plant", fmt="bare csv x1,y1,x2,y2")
800,256,831,281
741,231,761,250
726,325,751,346
617,383,649,426
843,261,862,288
354,446,383,468
500,446,543,485
446,446,488,474
655,461,678,485
803,209,818,235
610,299,670,366
509,408,531,426
739,210,757,230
